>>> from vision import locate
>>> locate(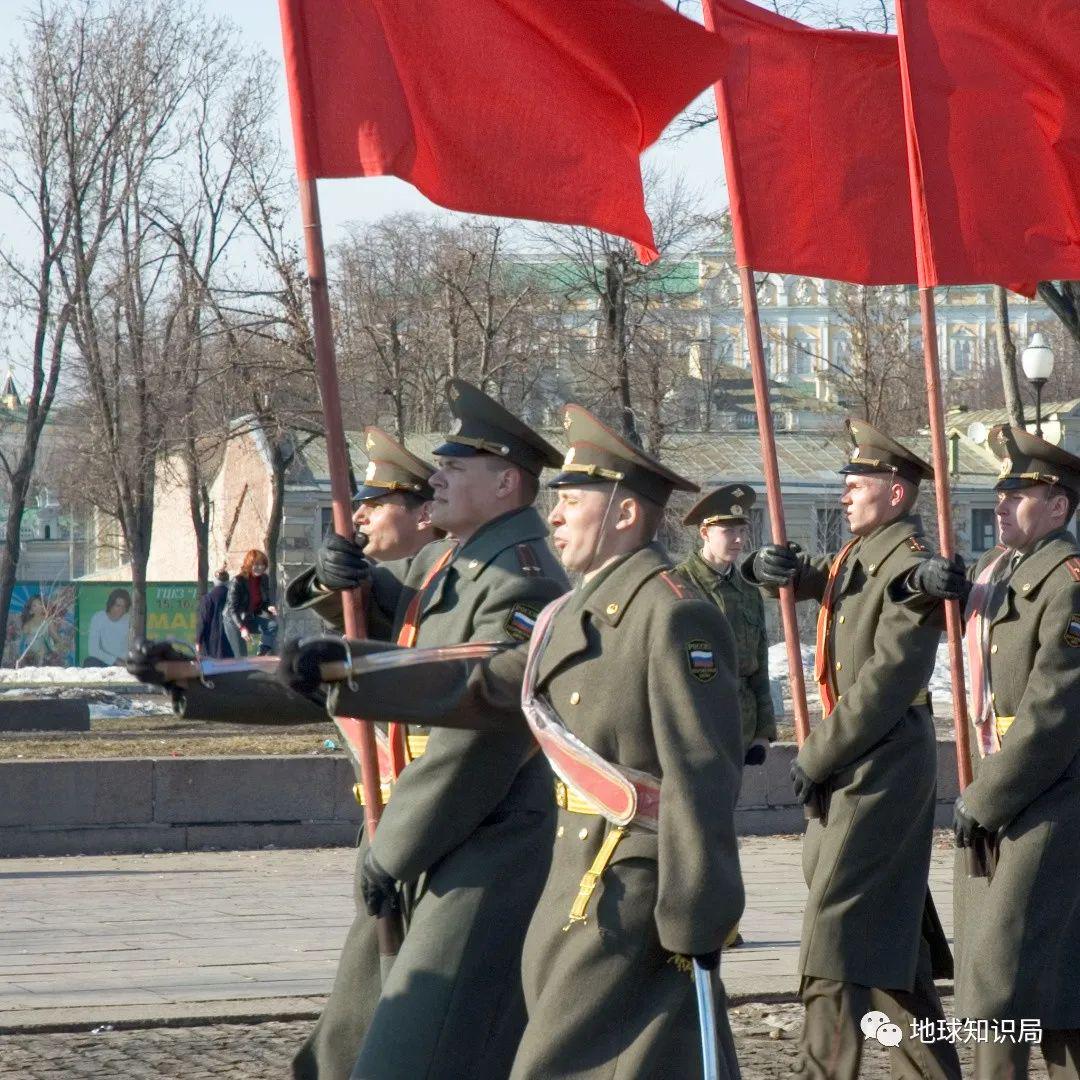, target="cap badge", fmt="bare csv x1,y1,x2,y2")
731,504,743,516
448,384,459,400
364,461,377,481
365,433,375,450
449,418,463,435
998,458,1011,477
564,447,576,466
732,487,744,497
